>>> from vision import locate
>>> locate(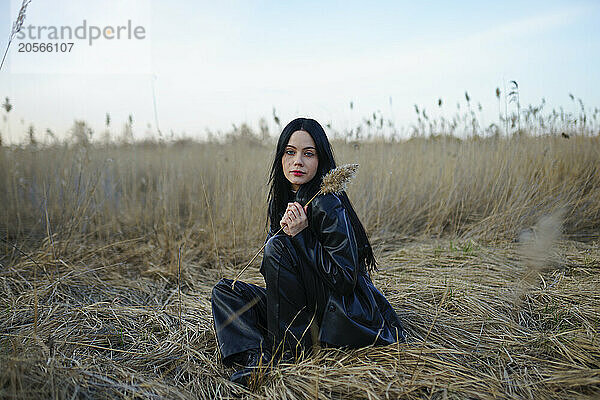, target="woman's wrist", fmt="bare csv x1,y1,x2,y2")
289,225,308,237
